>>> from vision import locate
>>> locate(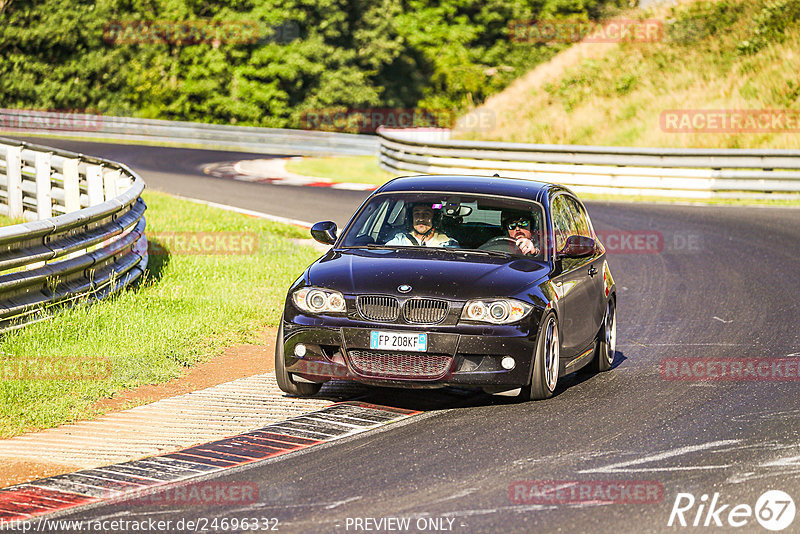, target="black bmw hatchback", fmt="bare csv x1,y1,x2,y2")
276,175,617,400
